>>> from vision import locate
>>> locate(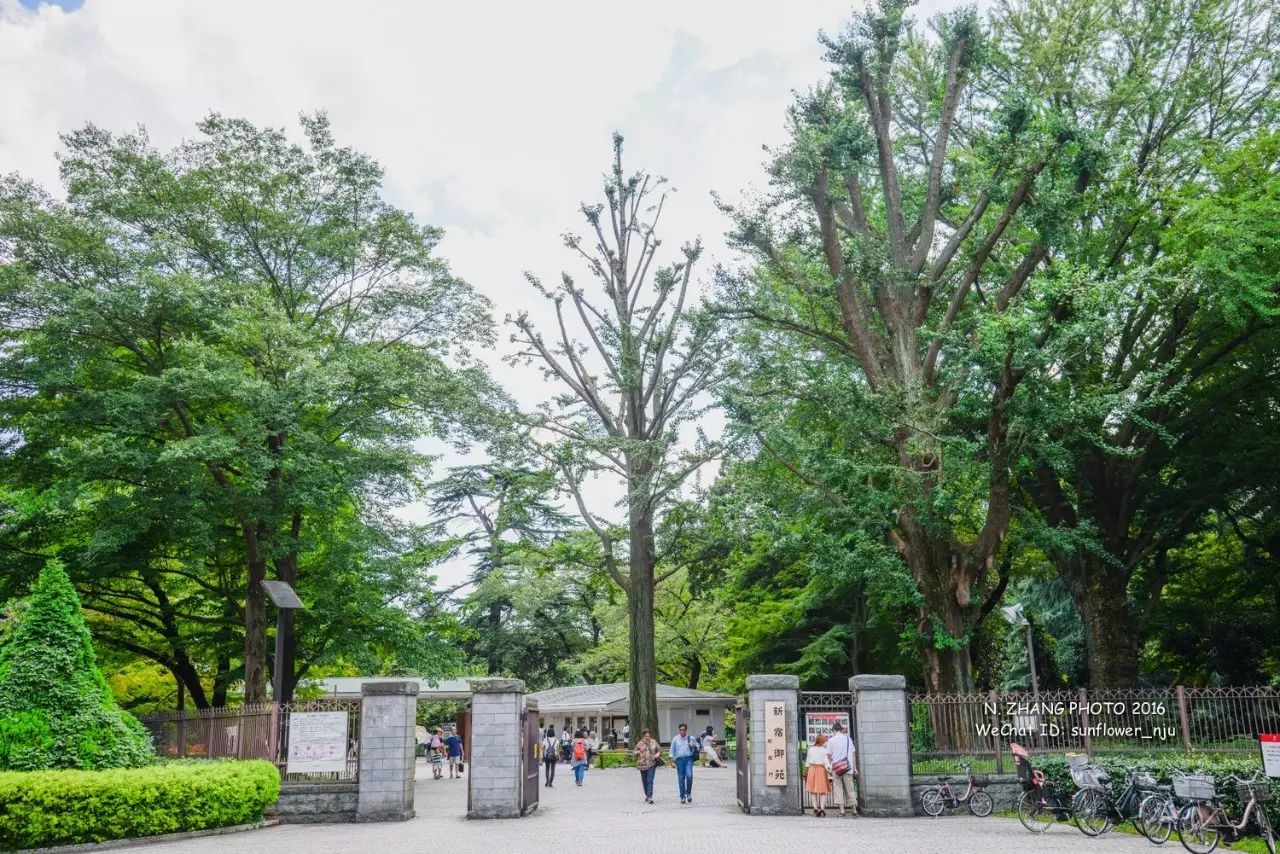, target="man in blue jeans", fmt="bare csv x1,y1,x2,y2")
669,722,698,804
